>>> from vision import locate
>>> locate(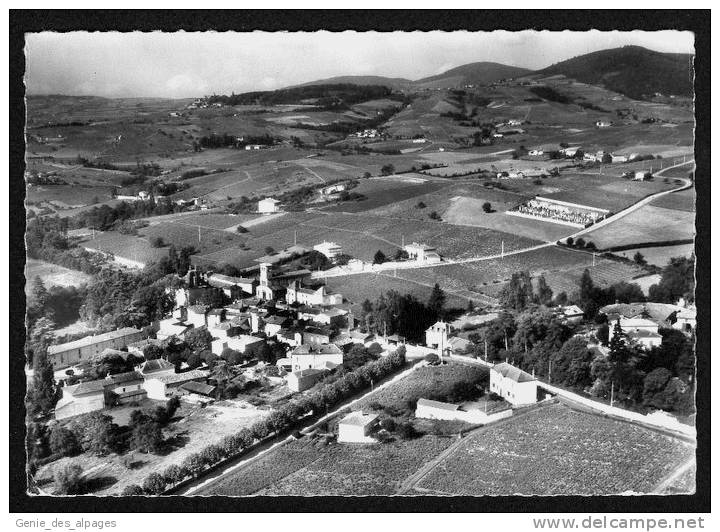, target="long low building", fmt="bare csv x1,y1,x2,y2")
47,327,146,370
